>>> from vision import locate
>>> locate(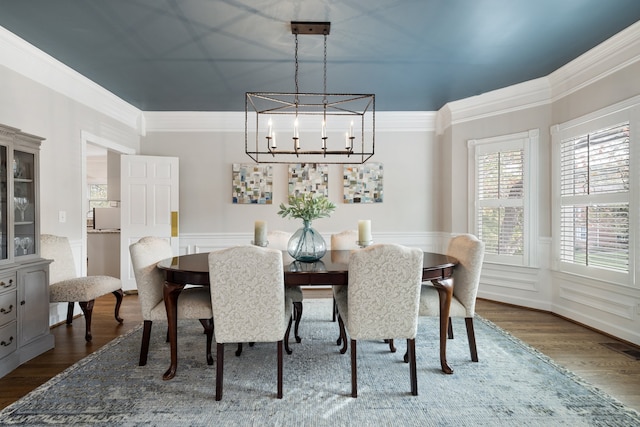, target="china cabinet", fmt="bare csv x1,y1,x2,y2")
0,124,53,378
